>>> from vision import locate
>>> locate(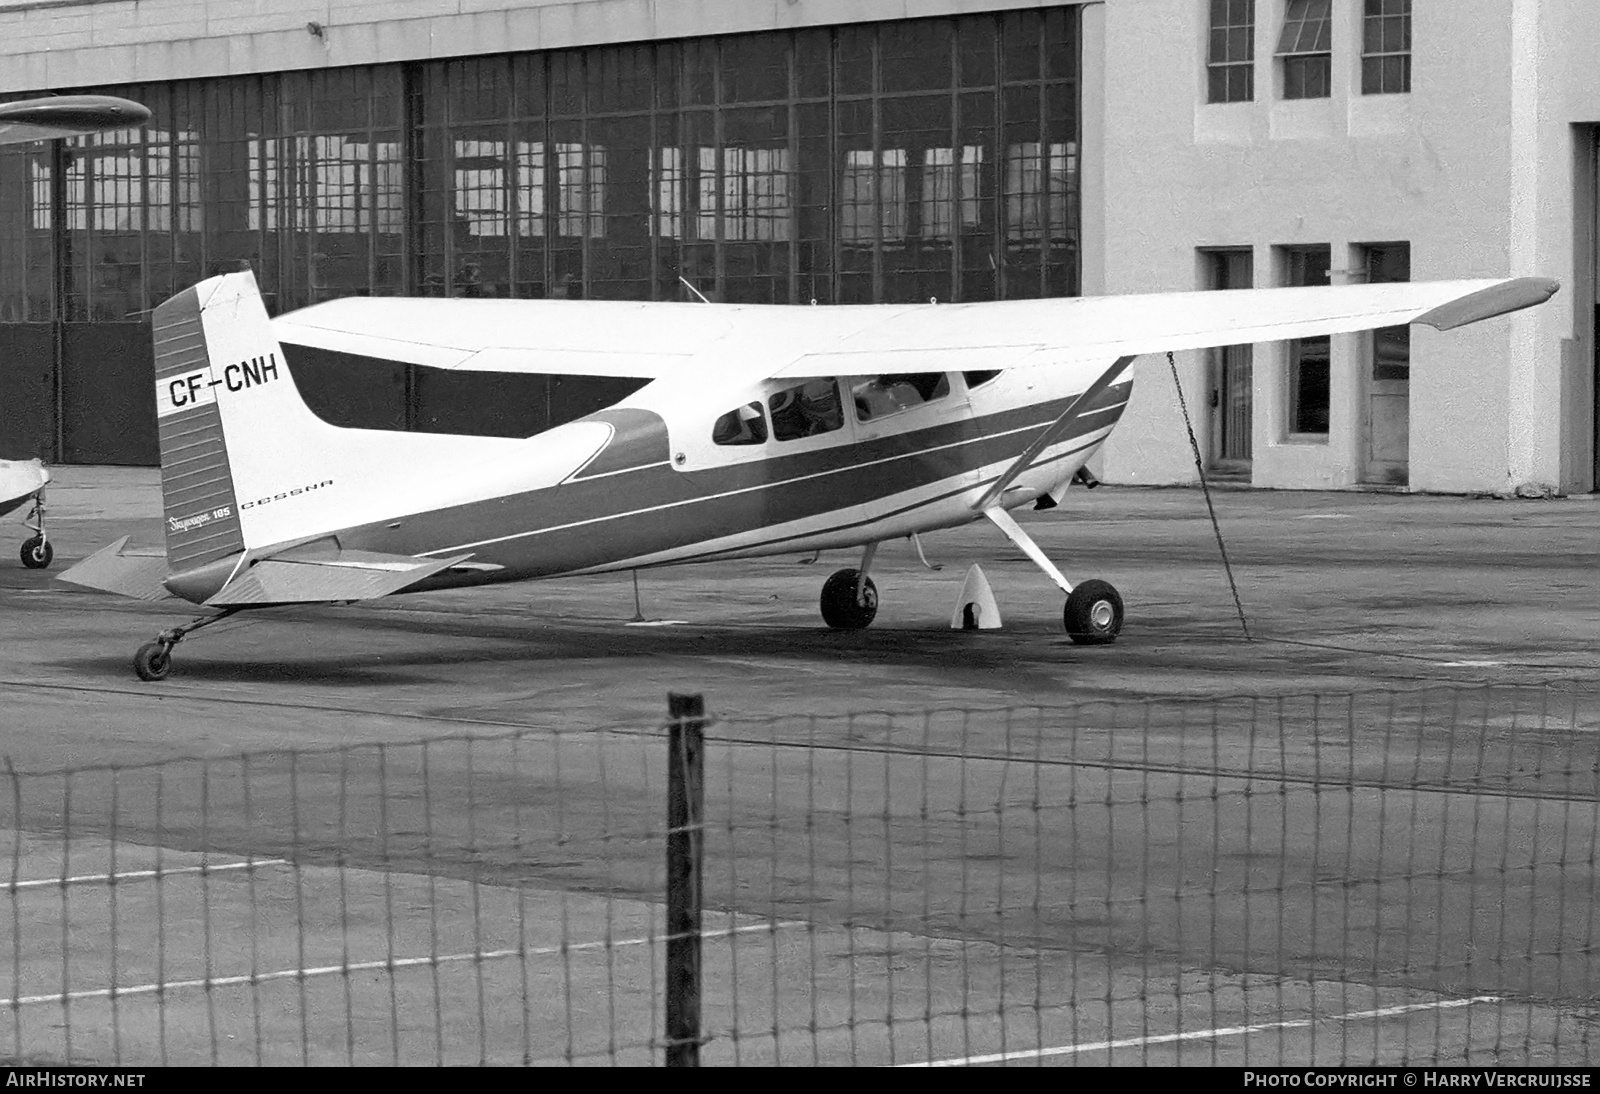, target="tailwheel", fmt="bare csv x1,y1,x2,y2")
1063,579,1123,645
130,608,241,681
19,535,51,570
133,641,173,682
820,568,878,630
